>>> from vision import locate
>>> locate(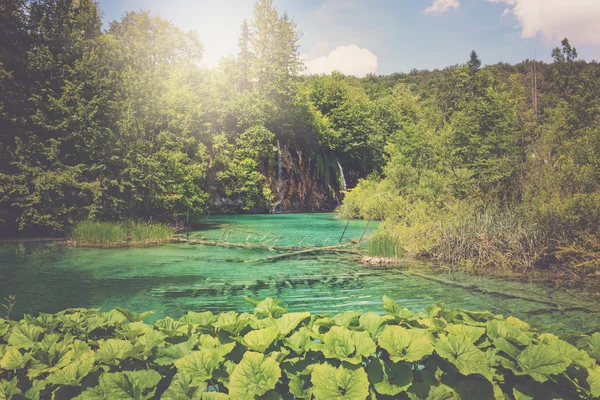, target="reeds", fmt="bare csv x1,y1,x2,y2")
367,230,405,260
70,220,174,246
